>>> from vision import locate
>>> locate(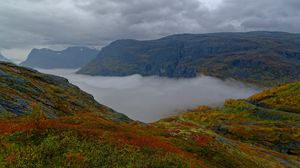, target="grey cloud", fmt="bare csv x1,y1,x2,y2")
0,0,300,50
38,69,259,122
217,0,300,32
